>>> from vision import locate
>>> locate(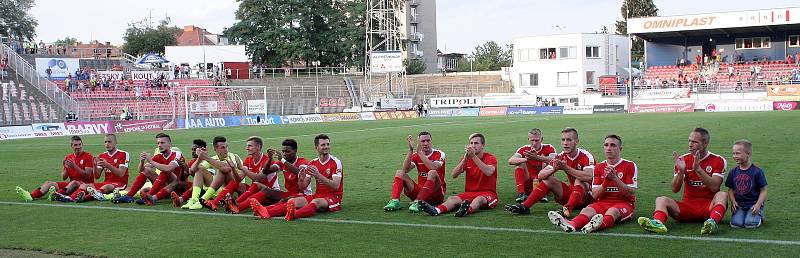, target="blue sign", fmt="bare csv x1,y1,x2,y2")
506,106,564,115
178,115,285,128
427,108,480,118
238,115,284,125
